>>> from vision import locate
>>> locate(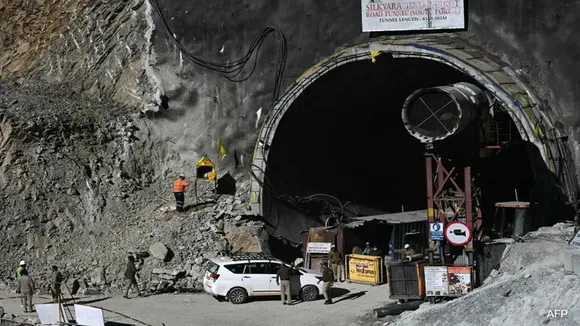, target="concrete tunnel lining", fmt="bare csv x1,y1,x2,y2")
250,37,577,216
